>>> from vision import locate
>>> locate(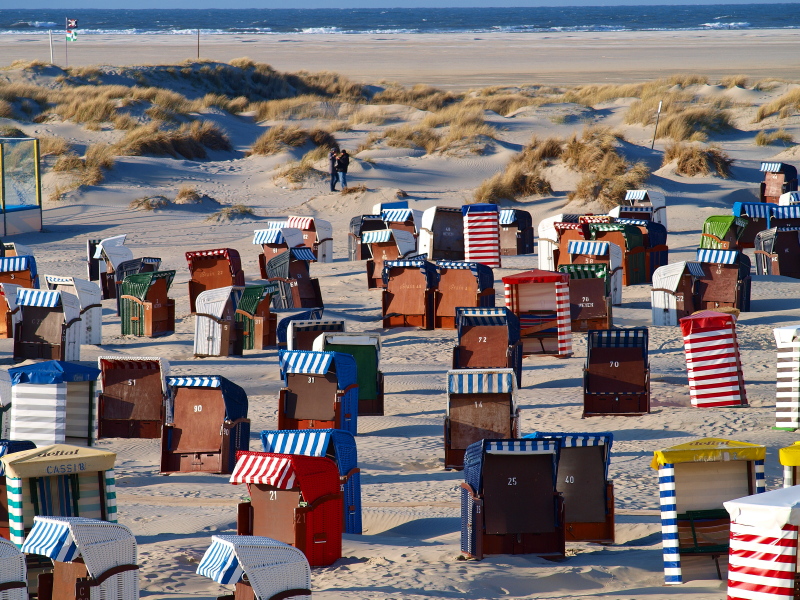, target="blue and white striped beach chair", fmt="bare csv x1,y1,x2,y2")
452,307,522,387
